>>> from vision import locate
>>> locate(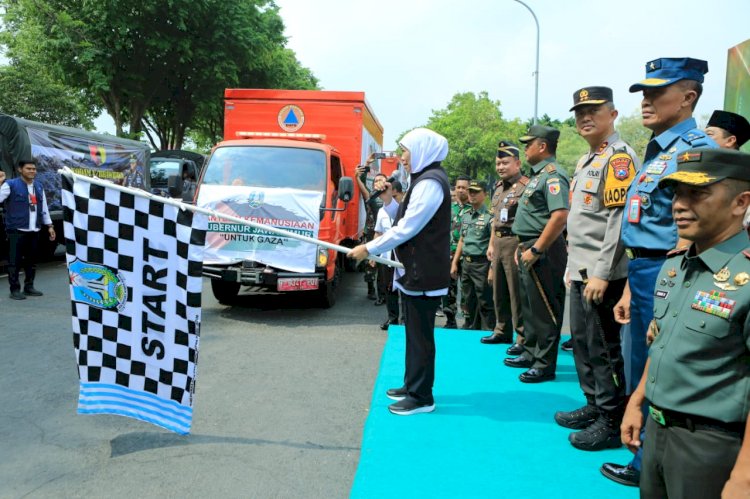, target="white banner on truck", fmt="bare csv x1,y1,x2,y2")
199,185,323,273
